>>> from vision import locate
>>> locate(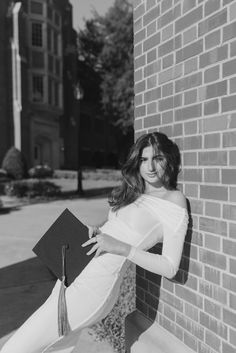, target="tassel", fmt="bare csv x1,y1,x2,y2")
58,244,71,337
